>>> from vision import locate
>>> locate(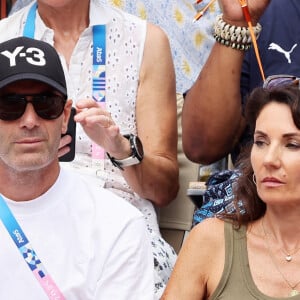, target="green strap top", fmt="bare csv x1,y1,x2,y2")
209,222,300,300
